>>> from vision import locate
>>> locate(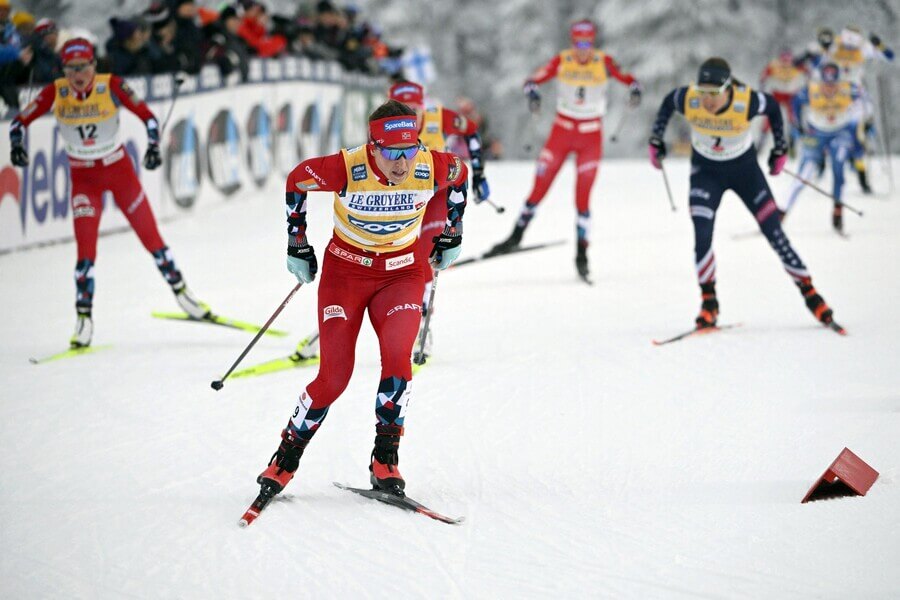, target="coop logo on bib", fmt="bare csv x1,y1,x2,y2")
324,305,347,321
